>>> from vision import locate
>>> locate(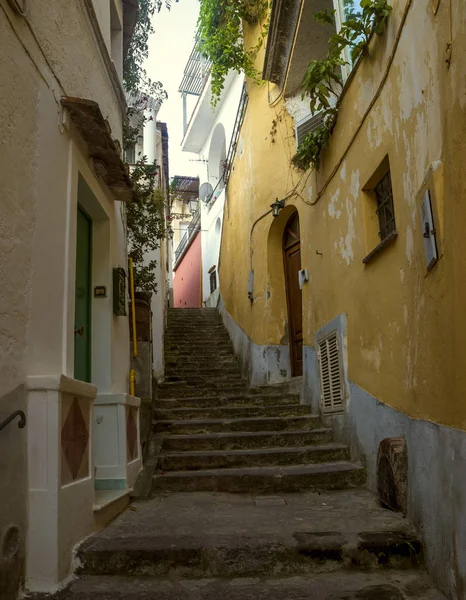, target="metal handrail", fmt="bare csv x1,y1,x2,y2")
174,209,201,263
0,410,26,433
